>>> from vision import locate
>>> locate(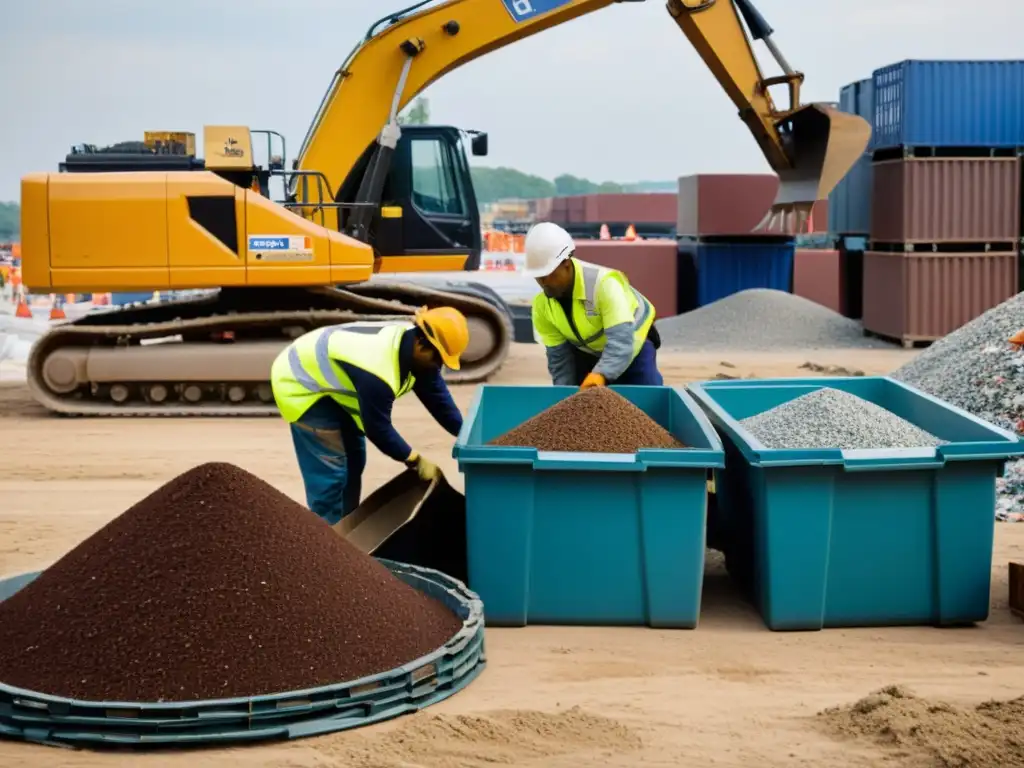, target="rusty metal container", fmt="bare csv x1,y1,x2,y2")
862,251,1018,345
793,249,842,313
564,195,588,224
676,174,779,236
582,193,677,224
870,158,1021,243
537,197,566,222
572,240,680,317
